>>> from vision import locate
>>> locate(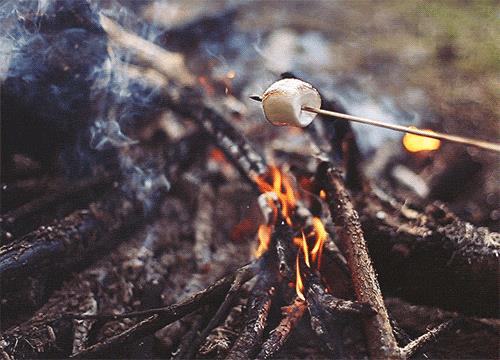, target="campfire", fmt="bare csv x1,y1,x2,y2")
1,1,498,360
